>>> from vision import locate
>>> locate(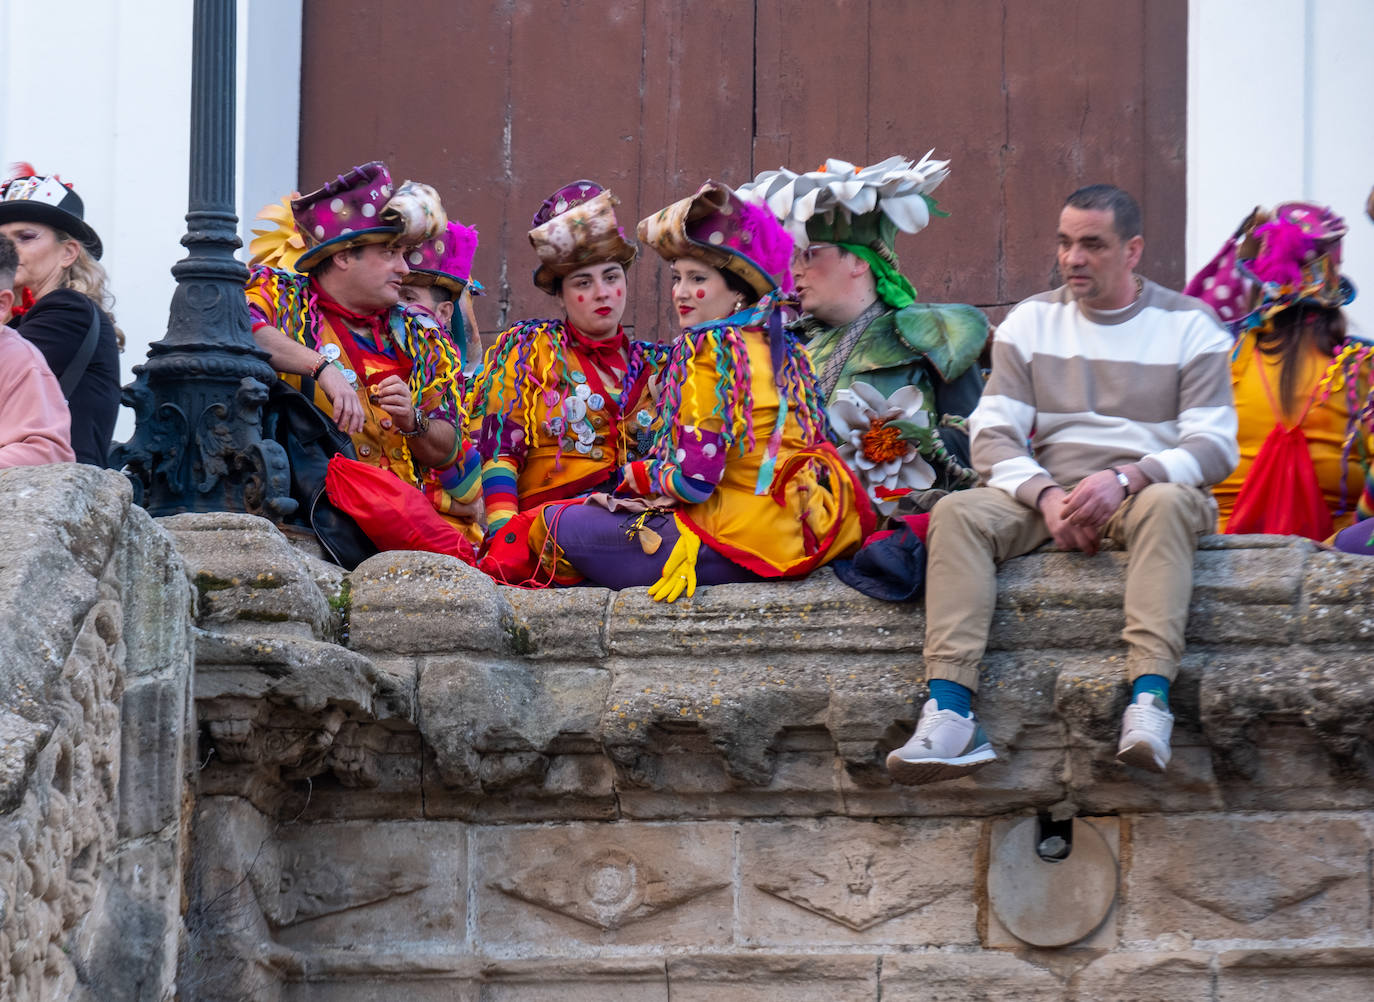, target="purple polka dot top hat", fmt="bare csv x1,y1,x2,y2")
290,161,447,272
527,180,638,294
404,220,479,295
636,180,797,302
